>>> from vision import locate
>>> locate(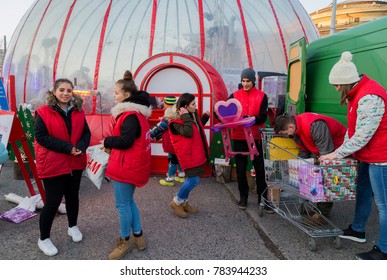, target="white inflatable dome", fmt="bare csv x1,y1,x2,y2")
2,0,318,111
